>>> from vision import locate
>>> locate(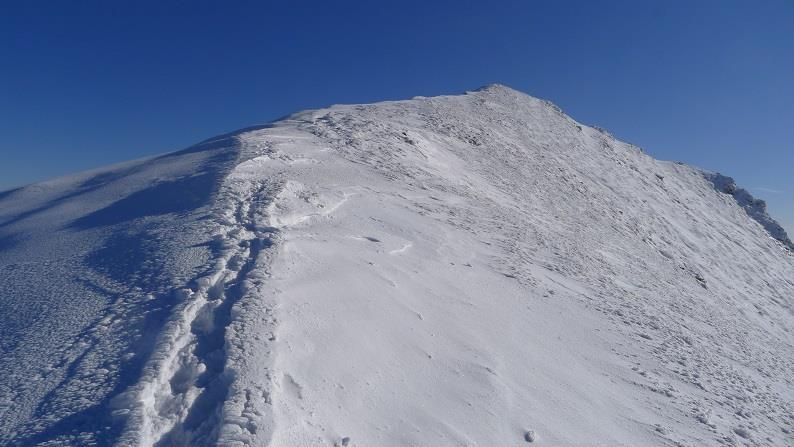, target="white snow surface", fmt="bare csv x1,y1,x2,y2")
1,85,793,446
